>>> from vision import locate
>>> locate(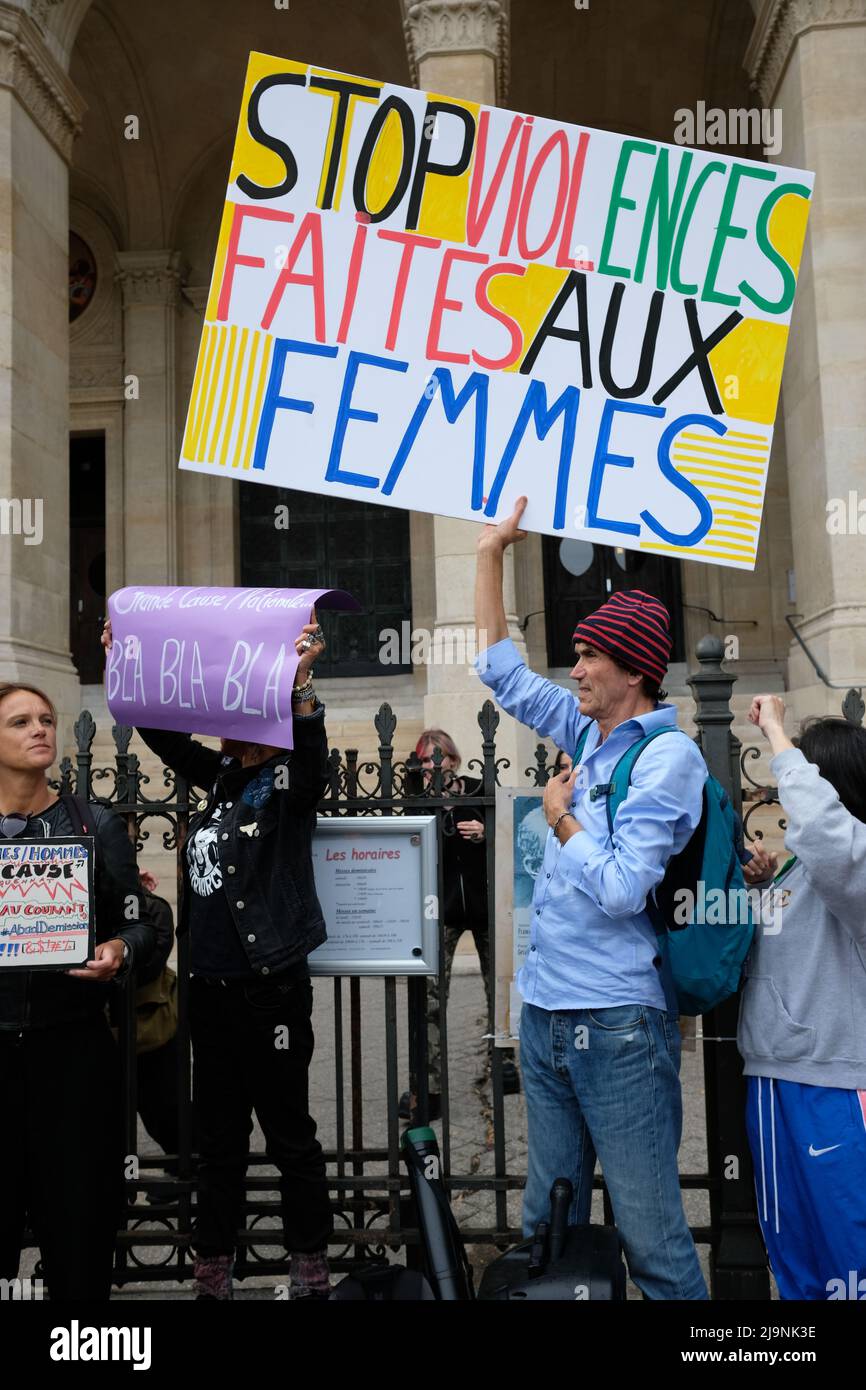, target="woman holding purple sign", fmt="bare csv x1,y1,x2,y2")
101,614,333,1301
